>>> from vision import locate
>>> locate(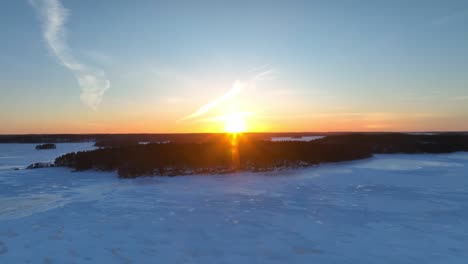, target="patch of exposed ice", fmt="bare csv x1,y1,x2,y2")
271,136,324,142
405,132,439,135
353,157,463,171
0,194,69,220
